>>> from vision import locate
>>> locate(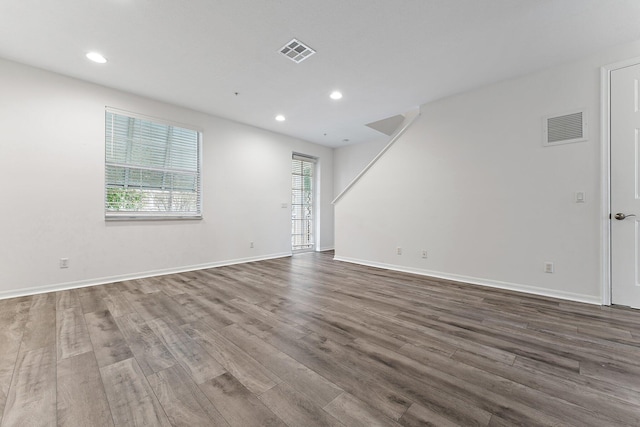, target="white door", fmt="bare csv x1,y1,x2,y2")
611,62,640,308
